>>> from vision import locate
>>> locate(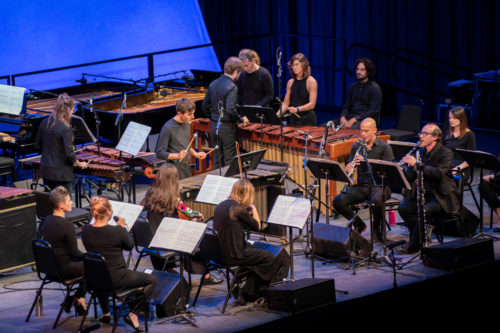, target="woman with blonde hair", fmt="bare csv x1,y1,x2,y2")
213,179,275,304
82,196,157,331
36,93,87,193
